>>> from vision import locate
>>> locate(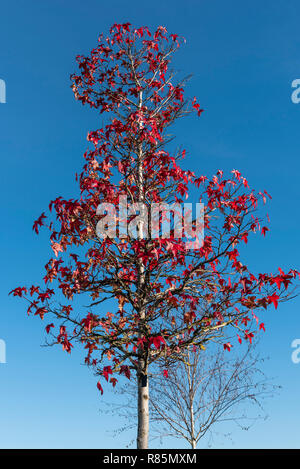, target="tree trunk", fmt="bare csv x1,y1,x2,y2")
187,347,197,450
135,84,149,449
137,371,149,448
